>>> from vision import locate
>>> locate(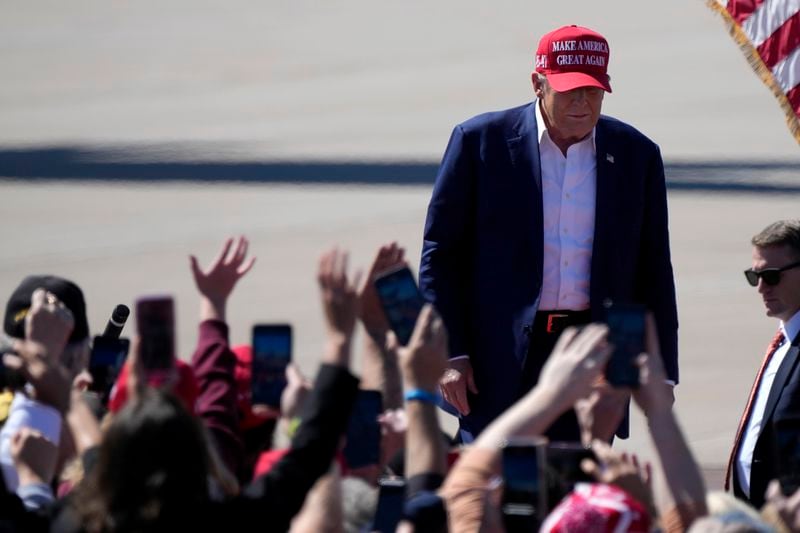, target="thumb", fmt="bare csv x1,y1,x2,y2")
385,330,399,353
3,352,24,372
467,369,479,394
580,458,601,480
189,255,202,282
285,363,304,386
766,479,783,503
